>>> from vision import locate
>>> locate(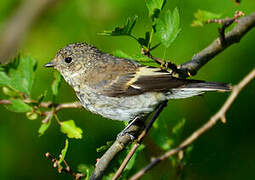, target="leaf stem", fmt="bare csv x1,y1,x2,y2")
54,114,61,125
